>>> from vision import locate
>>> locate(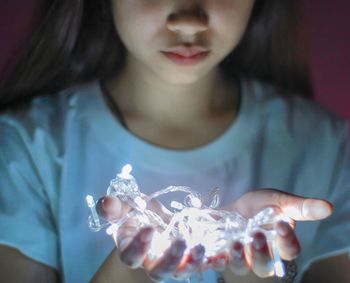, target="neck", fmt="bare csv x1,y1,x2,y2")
103,57,239,149
106,61,235,125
